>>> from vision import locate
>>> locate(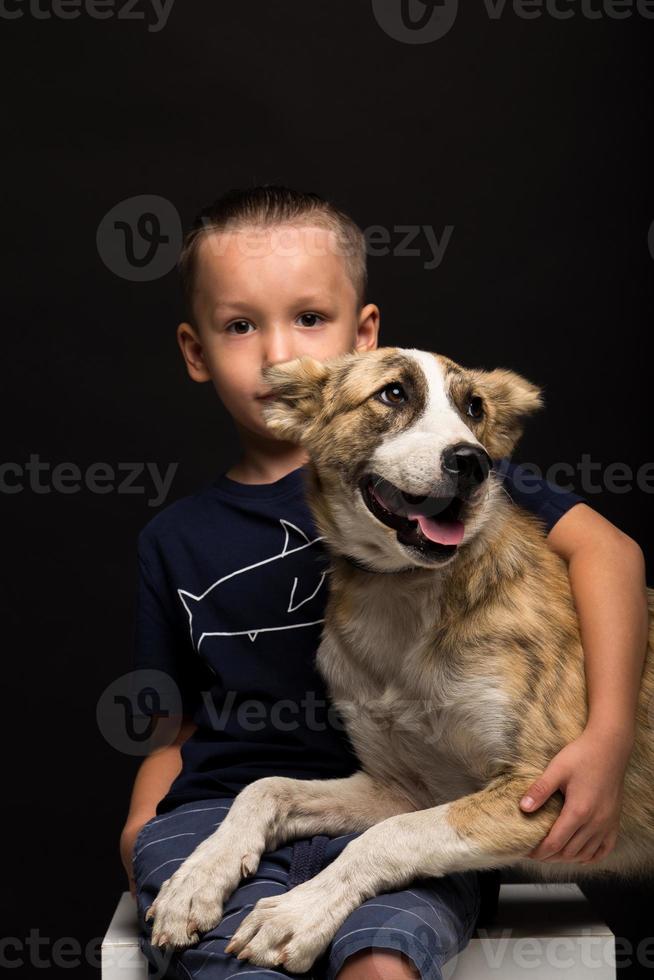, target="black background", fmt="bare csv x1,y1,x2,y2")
2,1,653,976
